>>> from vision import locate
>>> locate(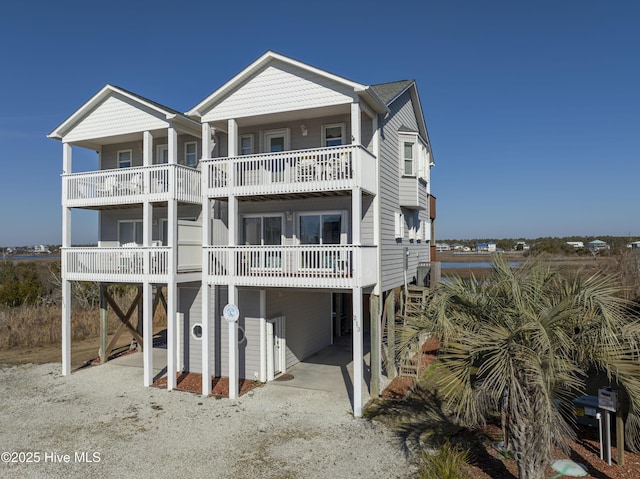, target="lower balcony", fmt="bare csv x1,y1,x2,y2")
63,246,201,283
205,245,377,289
62,164,201,208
